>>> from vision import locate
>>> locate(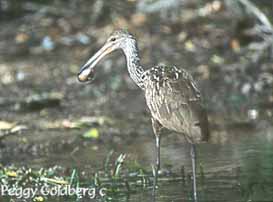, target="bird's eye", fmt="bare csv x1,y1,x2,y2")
110,37,116,42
